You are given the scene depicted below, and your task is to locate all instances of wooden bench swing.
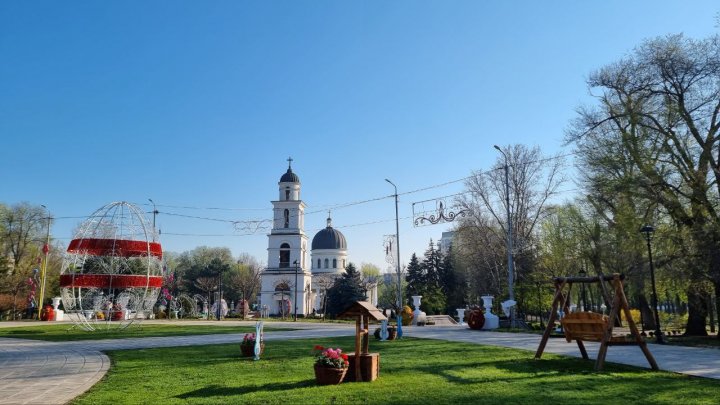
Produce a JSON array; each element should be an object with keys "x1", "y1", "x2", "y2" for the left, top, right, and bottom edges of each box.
[{"x1": 534, "y1": 273, "x2": 658, "y2": 371}]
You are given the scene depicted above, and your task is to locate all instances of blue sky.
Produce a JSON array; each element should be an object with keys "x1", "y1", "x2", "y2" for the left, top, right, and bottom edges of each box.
[{"x1": 1, "y1": 1, "x2": 717, "y2": 270}]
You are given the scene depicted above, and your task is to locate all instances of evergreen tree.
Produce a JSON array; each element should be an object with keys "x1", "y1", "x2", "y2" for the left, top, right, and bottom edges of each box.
[
  {"x1": 404, "y1": 253, "x2": 423, "y2": 306},
  {"x1": 419, "y1": 241, "x2": 446, "y2": 315},
  {"x1": 405, "y1": 241, "x2": 448, "y2": 315},
  {"x1": 440, "y1": 247, "x2": 465, "y2": 313},
  {"x1": 325, "y1": 263, "x2": 366, "y2": 318}
]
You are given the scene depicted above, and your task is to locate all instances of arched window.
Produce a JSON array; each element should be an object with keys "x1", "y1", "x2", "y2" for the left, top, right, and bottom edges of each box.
[
  {"x1": 285, "y1": 188, "x2": 290, "y2": 200},
  {"x1": 324, "y1": 258, "x2": 329, "y2": 269},
  {"x1": 279, "y1": 243, "x2": 290, "y2": 268},
  {"x1": 284, "y1": 209, "x2": 289, "y2": 228},
  {"x1": 317, "y1": 259, "x2": 321, "y2": 269},
  {"x1": 333, "y1": 259, "x2": 337, "y2": 268},
  {"x1": 342, "y1": 259, "x2": 346, "y2": 268}
]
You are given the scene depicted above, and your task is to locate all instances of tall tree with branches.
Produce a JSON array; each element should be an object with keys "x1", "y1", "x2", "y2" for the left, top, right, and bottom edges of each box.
[{"x1": 568, "y1": 34, "x2": 720, "y2": 335}]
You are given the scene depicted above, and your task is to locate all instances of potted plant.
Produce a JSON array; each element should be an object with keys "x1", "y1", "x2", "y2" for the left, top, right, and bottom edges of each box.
[
  {"x1": 312, "y1": 345, "x2": 349, "y2": 385},
  {"x1": 373, "y1": 326, "x2": 397, "y2": 340},
  {"x1": 240, "y1": 333, "x2": 264, "y2": 357}
]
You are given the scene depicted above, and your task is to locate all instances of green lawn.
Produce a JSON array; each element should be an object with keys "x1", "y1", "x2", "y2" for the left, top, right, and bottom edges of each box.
[
  {"x1": 73, "y1": 336, "x2": 719, "y2": 405},
  {"x1": 0, "y1": 323, "x2": 290, "y2": 341}
]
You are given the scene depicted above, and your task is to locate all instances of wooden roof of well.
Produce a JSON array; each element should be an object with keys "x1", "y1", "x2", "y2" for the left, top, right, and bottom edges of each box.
[{"x1": 337, "y1": 301, "x2": 387, "y2": 321}]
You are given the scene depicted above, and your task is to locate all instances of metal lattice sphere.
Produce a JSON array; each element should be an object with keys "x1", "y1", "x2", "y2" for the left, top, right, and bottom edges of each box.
[{"x1": 60, "y1": 201, "x2": 162, "y2": 331}]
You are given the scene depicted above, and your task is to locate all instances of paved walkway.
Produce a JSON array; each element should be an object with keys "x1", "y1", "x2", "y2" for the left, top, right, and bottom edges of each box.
[{"x1": 0, "y1": 321, "x2": 718, "y2": 404}]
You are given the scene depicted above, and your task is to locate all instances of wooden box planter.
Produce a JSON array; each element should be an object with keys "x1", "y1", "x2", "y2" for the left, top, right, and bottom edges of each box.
[{"x1": 343, "y1": 352, "x2": 380, "y2": 382}]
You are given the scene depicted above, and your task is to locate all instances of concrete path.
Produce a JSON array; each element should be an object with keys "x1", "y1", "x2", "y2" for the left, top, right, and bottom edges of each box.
[{"x1": 0, "y1": 321, "x2": 718, "y2": 404}]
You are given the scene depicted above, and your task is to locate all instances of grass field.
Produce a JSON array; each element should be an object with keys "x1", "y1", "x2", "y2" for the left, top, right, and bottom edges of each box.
[
  {"x1": 0, "y1": 323, "x2": 291, "y2": 341},
  {"x1": 72, "y1": 336, "x2": 719, "y2": 405}
]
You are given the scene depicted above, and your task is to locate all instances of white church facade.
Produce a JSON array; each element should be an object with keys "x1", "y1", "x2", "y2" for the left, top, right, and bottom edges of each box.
[{"x1": 259, "y1": 160, "x2": 374, "y2": 316}]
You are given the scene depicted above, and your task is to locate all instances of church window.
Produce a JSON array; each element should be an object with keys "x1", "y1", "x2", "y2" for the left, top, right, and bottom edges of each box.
[
  {"x1": 342, "y1": 259, "x2": 346, "y2": 268},
  {"x1": 317, "y1": 259, "x2": 321, "y2": 268},
  {"x1": 284, "y1": 209, "x2": 289, "y2": 228},
  {"x1": 324, "y1": 258, "x2": 329, "y2": 269},
  {"x1": 285, "y1": 188, "x2": 290, "y2": 200},
  {"x1": 333, "y1": 259, "x2": 337, "y2": 268},
  {"x1": 279, "y1": 243, "x2": 290, "y2": 268}
]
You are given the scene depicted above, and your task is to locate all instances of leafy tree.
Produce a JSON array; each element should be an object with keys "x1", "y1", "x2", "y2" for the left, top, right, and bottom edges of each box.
[
  {"x1": 325, "y1": 263, "x2": 366, "y2": 318},
  {"x1": 227, "y1": 254, "x2": 263, "y2": 305},
  {"x1": 568, "y1": 34, "x2": 720, "y2": 335}
]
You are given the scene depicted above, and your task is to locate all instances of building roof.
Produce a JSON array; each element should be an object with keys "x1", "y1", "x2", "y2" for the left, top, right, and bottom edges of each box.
[
  {"x1": 311, "y1": 217, "x2": 347, "y2": 250},
  {"x1": 280, "y1": 167, "x2": 300, "y2": 183},
  {"x1": 337, "y1": 301, "x2": 387, "y2": 321}
]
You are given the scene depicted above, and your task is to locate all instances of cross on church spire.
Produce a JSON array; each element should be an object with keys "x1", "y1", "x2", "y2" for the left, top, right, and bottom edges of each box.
[{"x1": 287, "y1": 156, "x2": 293, "y2": 169}]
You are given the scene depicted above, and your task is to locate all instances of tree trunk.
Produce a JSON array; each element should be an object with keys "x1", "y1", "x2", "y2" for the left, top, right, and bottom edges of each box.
[
  {"x1": 637, "y1": 294, "x2": 655, "y2": 331},
  {"x1": 715, "y1": 282, "x2": 720, "y2": 339},
  {"x1": 685, "y1": 287, "x2": 708, "y2": 336}
]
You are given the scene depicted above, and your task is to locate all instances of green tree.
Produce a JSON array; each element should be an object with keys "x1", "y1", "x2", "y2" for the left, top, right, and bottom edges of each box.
[
  {"x1": 325, "y1": 263, "x2": 366, "y2": 318},
  {"x1": 404, "y1": 253, "x2": 423, "y2": 305},
  {"x1": 568, "y1": 34, "x2": 720, "y2": 335},
  {"x1": 405, "y1": 242, "x2": 447, "y2": 315}
]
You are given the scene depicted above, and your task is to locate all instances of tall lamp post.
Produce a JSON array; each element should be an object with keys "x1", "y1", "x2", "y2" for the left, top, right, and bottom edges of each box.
[
  {"x1": 37, "y1": 205, "x2": 51, "y2": 320},
  {"x1": 579, "y1": 266, "x2": 587, "y2": 312},
  {"x1": 640, "y1": 225, "x2": 664, "y2": 344},
  {"x1": 148, "y1": 198, "x2": 158, "y2": 242},
  {"x1": 216, "y1": 270, "x2": 223, "y2": 321},
  {"x1": 385, "y1": 179, "x2": 403, "y2": 338},
  {"x1": 293, "y1": 260, "x2": 299, "y2": 321},
  {"x1": 493, "y1": 145, "x2": 515, "y2": 327}
]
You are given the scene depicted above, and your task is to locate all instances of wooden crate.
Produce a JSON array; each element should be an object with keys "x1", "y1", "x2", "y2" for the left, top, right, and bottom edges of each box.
[{"x1": 344, "y1": 352, "x2": 380, "y2": 382}]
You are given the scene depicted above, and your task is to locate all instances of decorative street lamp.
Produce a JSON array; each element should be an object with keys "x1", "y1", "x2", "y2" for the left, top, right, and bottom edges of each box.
[
  {"x1": 37, "y1": 205, "x2": 51, "y2": 320},
  {"x1": 385, "y1": 179, "x2": 403, "y2": 339},
  {"x1": 293, "y1": 260, "x2": 299, "y2": 321},
  {"x1": 640, "y1": 225, "x2": 664, "y2": 344},
  {"x1": 493, "y1": 145, "x2": 515, "y2": 327}
]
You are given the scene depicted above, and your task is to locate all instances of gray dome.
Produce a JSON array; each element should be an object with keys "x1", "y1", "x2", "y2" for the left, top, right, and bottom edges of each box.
[
  {"x1": 312, "y1": 218, "x2": 347, "y2": 250},
  {"x1": 280, "y1": 168, "x2": 300, "y2": 183}
]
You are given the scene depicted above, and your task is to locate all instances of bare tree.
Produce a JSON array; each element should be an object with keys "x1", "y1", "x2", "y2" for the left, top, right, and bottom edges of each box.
[{"x1": 455, "y1": 144, "x2": 565, "y2": 301}]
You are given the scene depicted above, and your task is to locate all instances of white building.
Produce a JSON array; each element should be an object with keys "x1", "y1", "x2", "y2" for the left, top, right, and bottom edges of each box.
[
  {"x1": 439, "y1": 231, "x2": 455, "y2": 255},
  {"x1": 258, "y1": 161, "x2": 312, "y2": 316},
  {"x1": 259, "y1": 160, "x2": 372, "y2": 316}
]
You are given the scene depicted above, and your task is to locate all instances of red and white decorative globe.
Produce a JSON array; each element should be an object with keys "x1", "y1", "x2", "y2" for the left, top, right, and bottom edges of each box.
[{"x1": 60, "y1": 201, "x2": 162, "y2": 330}]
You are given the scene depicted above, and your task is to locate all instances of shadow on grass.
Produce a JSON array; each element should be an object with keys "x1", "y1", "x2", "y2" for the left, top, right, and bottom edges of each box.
[{"x1": 175, "y1": 380, "x2": 316, "y2": 399}]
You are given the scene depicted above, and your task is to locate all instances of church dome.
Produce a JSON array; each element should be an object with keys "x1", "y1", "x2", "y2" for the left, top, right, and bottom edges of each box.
[
  {"x1": 280, "y1": 168, "x2": 300, "y2": 183},
  {"x1": 312, "y1": 217, "x2": 347, "y2": 250}
]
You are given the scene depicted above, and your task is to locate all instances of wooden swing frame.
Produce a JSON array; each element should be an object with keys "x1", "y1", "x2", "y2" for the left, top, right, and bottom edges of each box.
[{"x1": 534, "y1": 273, "x2": 658, "y2": 371}]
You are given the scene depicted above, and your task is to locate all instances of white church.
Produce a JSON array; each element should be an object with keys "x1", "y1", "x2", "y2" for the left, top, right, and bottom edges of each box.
[{"x1": 258, "y1": 160, "x2": 375, "y2": 316}]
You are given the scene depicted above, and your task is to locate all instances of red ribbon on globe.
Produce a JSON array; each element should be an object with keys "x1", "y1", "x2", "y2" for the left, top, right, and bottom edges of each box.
[{"x1": 67, "y1": 238, "x2": 163, "y2": 259}]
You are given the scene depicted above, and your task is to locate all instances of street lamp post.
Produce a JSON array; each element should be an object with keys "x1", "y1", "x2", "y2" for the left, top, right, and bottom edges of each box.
[
  {"x1": 385, "y1": 179, "x2": 403, "y2": 338},
  {"x1": 293, "y1": 260, "x2": 299, "y2": 321},
  {"x1": 216, "y1": 272, "x2": 223, "y2": 321},
  {"x1": 493, "y1": 145, "x2": 515, "y2": 327},
  {"x1": 148, "y1": 198, "x2": 158, "y2": 242},
  {"x1": 579, "y1": 266, "x2": 587, "y2": 312},
  {"x1": 37, "y1": 205, "x2": 51, "y2": 320},
  {"x1": 640, "y1": 225, "x2": 664, "y2": 344}
]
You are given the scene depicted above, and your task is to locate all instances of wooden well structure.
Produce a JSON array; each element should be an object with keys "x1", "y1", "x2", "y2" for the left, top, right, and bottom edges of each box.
[{"x1": 337, "y1": 301, "x2": 387, "y2": 382}]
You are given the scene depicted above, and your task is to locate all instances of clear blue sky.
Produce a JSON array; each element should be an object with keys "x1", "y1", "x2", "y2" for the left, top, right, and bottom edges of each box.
[{"x1": 1, "y1": 1, "x2": 717, "y2": 270}]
